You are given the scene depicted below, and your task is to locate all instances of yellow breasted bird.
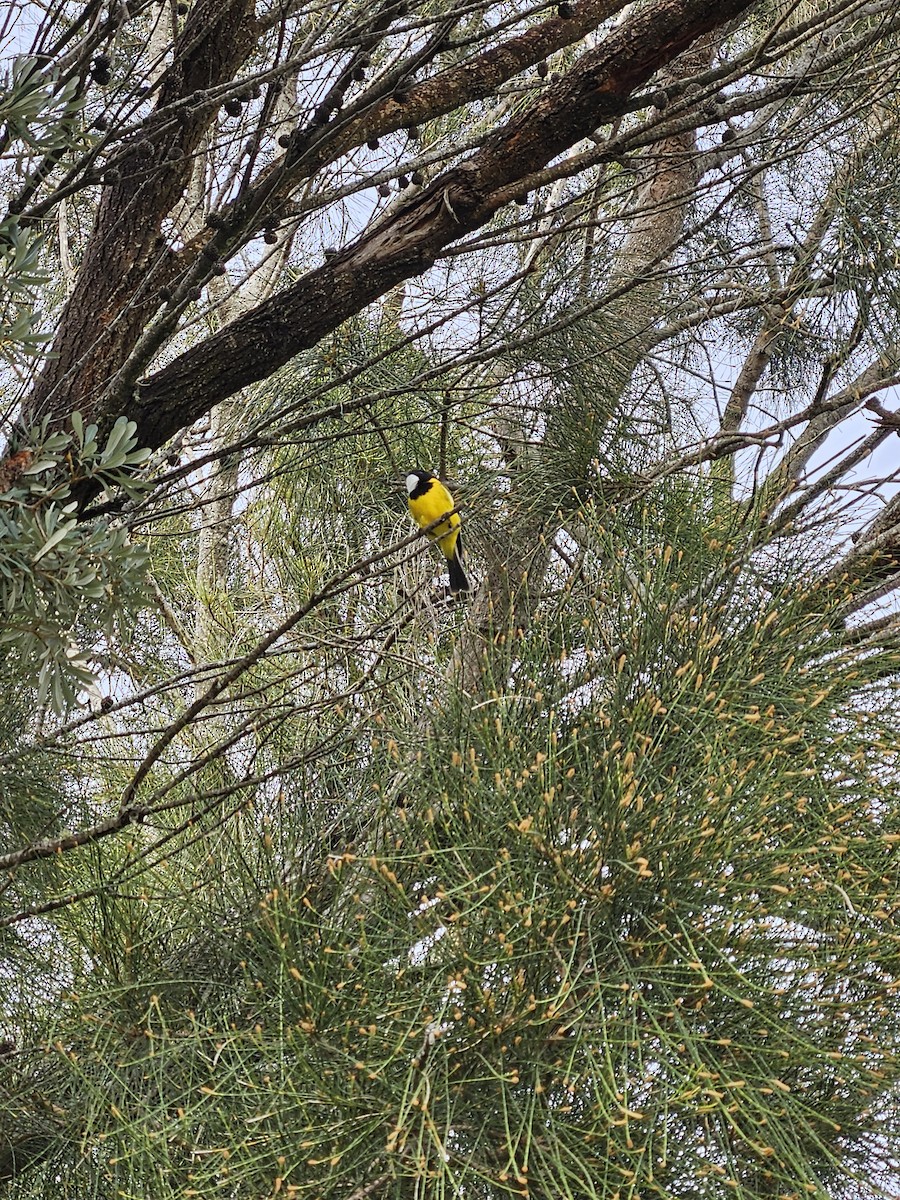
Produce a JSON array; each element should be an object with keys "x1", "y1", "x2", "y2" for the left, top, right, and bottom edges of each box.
[{"x1": 405, "y1": 469, "x2": 469, "y2": 593}]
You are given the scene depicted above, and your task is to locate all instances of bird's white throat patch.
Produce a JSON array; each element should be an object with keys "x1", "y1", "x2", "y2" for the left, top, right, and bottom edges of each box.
[{"x1": 406, "y1": 473, "x2": 421, "y2": 495}]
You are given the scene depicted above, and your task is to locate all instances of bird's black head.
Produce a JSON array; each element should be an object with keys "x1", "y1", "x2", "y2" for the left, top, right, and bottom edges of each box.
[{"x1": 405, "y1": 469, "x2": 433, "y2": 497}]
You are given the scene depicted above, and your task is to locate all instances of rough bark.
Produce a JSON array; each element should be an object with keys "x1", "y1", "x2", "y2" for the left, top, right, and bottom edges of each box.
[
  {"x1": 17, "y1": 0, "x2": 633, "y2": 435},
  {"x1": 229, "y1": 0, "x2": 632, "y2": 217},
  {"x1": 131, "y1": 0, "x2": 757, "y2": 450},
  {"x1": 27, "y1": 0, "x2": 259, "y2": 421}
]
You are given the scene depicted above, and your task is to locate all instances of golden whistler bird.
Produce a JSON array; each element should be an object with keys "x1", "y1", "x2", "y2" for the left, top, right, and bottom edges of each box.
[{"x1": 405, "y1": 469, "x2": 469, "y2": 593}]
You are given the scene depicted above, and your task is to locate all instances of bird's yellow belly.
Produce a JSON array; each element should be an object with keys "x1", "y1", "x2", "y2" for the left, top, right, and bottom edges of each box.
[{"x1": 409, "y1": 492, "x2": 460, "y2": 560}]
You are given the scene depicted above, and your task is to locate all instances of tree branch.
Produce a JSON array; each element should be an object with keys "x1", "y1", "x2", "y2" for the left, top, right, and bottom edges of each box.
[
  {"x1": 27, "y1": 0, "x2": 260, "y2": 421},
  {"x1": 129, "y1": 0, "x2": 758, "y2": 450}
]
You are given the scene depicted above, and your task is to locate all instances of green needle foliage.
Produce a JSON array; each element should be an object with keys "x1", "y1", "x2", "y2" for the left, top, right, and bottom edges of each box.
[
  {"x1": 6, "y1": 492, "x2": 898, "y2": 1200},
  {"x1": 3, "y1": 2, "x2": 900, "y2": 1198}
]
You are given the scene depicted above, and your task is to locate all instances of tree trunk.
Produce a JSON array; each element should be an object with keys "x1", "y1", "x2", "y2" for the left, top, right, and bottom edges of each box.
[{"x1": 28, "y1": 0, "x2": 756, "y2": 451}]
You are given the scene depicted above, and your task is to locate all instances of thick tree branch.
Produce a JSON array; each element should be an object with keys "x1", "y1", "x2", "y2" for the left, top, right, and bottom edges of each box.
[
  {"x1": 20, "y1": 0, "x2": 631, "y2": 437},
  {"x1": 132, "y1": 0, "x2": 758, "y2": 450},
  {"x1": 246, "y1": 0, "x2": 631, "y2": 205},
  {"x1": 27, "y1": 0, "x2": 259, "y2": 420}
]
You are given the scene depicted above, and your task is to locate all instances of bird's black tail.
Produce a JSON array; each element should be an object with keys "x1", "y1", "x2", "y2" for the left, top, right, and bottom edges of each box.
[{"x1": 448, "y1": 549, "x2": 470, "y2": 594}]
